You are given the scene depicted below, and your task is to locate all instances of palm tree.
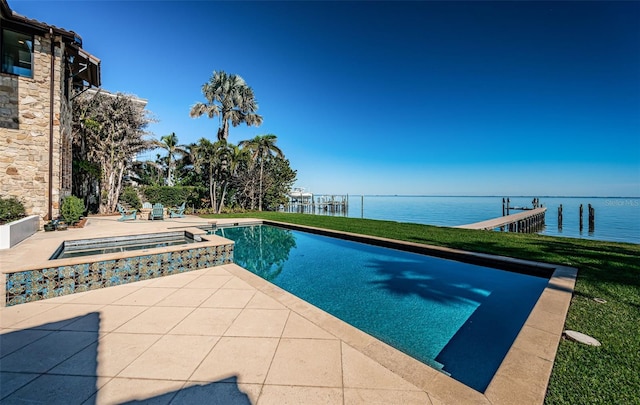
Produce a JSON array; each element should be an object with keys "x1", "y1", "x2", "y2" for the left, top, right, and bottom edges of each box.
[
  {"x1": 218, "y1": 143, "x2": 249, "y2": 213},
  {"x1": 190, "y1": 70, "x2": 263, "y2": 141},
  {"x1": 192, "y1": 138, "x2": 236, "y2": 211},
  {"x1": 192, "y1": 138, "x2": 218, "y2": 209},
  {"x1": 153, "y1": 132, "x2": 189, "y2": 186},
  {"x1": 239, "y1": 134, "x2": 284, "y2": 211},
  {"x1": 128, "y1": 157, "x2": 163, "y2": 186}
]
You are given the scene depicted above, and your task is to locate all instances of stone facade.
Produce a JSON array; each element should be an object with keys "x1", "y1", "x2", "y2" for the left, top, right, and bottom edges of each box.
[{"x1": 0, "y1": 33, "x2": 71, "y2": 220}]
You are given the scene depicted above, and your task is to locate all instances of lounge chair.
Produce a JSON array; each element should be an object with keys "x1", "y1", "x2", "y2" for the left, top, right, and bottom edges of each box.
[
  {"x1": 117, "y1": 203, "x2": 137, "y2": 221},
  {"x1": 169, "y1": 202, "x2": 186, "y2": 218},
  {"x1": 150, "y1": 203, "x2": 164, "y2": 220}
]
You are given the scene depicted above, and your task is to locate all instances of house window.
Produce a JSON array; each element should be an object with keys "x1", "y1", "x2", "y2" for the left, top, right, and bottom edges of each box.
[{"x1": 1, "y1": 29, "x2": 33, "y2": 78}]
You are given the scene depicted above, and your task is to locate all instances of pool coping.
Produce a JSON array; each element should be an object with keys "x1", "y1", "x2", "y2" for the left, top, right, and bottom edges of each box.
[{"x1": 257, "y1": 220, "x2": 577, "y2": 404}]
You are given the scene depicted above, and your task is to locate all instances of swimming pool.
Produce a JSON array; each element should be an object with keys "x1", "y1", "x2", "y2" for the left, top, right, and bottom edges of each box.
[{"x1": 213, "y1": 224, "x2": 549, "y2": 392}]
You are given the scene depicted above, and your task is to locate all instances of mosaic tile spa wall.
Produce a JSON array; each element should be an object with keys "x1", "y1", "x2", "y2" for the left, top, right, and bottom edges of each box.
[{"x1": 5, "y1": 244, "x2": 234, "y2": 306}]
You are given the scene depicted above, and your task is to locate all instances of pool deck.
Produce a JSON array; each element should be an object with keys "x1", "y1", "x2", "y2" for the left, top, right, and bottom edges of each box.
[{"x1": 0, "y1": 215, "x2": 577, "y2": 404}]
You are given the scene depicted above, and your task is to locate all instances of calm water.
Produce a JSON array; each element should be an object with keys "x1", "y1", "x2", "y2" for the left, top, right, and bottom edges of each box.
[
  {"x1": 213, "y1": 224, "x2": 549, "y2": 392},
  {"x1": 322, "y1": 196, "x2": 639, "y2": 244}
]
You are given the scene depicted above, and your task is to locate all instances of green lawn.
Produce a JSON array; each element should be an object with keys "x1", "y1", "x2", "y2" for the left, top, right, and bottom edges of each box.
[{"x1": 203, "y1": 212, "x2": 640, "y2": 404}]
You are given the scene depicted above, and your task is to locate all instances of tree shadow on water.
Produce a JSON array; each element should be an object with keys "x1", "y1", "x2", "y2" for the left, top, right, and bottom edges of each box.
[
  {"x1": 367, "y1": 257, "x2": 494, "y2": 306},
  {"x1": 367, "y1": 256, "x2": 548, "y2": 393},
  {"x1": 0, "y1": 312, "x2": 251, "y2": 404}
]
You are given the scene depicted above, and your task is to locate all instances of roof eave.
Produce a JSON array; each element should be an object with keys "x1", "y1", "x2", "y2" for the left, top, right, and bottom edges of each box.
[
  {"x1": 2, "y1": 0, "x2": 83, "y2": 46},
  {"x1": 0, "y1": 0, "x2": 11, "y2": 18},
  {"x1": 2, "y1": 0, "x2": 100, "y2": 88}
]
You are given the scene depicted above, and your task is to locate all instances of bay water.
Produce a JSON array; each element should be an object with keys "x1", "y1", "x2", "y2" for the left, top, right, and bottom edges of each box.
[{"x1": 320, "y1": 196, "x2": 639, "y2": 244}]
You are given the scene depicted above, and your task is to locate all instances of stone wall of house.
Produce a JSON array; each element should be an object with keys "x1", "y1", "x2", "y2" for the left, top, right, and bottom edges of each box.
[
  {"x1": 0, "y1": 75, "x2": 19, "y2": 129},
  {"x1": 0, "y1": 34, "x2": 69, "y2": 221}
]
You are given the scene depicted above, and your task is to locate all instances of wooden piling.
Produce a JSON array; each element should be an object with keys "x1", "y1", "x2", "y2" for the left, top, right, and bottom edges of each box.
[
  {"x1": 588, "y1": 204, "x2": 595, "y2": 232},
  {"x1": 579, "y1": 204, "x2": 584, "y2": 231},
  {"x1": 558, "y1": 204, "x2": 563, "y2": 229}
]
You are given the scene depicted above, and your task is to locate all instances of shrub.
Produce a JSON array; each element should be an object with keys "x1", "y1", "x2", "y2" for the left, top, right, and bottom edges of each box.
[
  {"x1": 0, "y1": 196, "x2": 26, "y2": 225},
  {"x1": 119, "y1": 186, "x2": 142, "y2": 209},
  {"x1": 141, "y1": 186, "x2": 199, "y2": 207},
  {"x1": 60, "y1": 195, "x2": 85, "y2": 225}
]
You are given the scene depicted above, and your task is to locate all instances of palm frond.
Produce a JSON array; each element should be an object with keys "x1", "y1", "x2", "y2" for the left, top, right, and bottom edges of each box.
[{"x1": 192, "y1": 70, "x2": 262, "y2": 140}]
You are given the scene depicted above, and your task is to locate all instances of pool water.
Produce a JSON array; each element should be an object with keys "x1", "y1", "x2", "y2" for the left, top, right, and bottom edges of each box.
[
  {"x1": 213, "y1": 224, "x2": 549, "y2": 392},
  {"x1": 51, "y1": 231, "x2": 198, "y2": 260}
]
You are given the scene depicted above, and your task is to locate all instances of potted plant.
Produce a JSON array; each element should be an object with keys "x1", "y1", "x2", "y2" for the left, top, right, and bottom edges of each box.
[
  {"x1": 0, "y1": 196, "x2": 26, "y2": 225},
  {"x1": 60, "y1": 196, "x2": 85, "y2": 227}
]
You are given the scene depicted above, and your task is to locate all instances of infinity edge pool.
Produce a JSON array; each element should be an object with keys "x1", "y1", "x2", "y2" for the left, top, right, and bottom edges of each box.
[{"x1": 250, "y1": 220, "x2": 577, "y2": 403}]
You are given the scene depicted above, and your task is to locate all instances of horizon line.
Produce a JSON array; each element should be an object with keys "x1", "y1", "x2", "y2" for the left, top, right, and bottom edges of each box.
[{"x1": 306, "y1": 194, "x2": 640, "y2": 199}]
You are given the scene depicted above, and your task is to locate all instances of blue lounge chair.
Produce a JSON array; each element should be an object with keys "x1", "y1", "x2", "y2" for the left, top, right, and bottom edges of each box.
[
  {"x1": 117, "y1": 203, "x2": 137, "y2": 221},
  {"x1": 150, "y1": 203, "x2": 164, "y2": 220},
  {"x1": 169, "y1": 202, "x2": 186, "y2": 218}
]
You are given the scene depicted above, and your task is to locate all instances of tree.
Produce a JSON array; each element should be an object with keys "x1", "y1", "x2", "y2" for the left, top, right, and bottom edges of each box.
[
  {"x1": 190, "y1": 70, "x2": 263, "y2": 141},
  {"x1": 238, "y1": 134, "x2": 284, "y2": 211},
  {"x1": 214, "y1": 142, "x2": 245, "y2": 214},
  {"x1": 192, "y1": 138, "x2": 236, "y2": 212},
  {"x1": 153, "y1": 132, "x2": 189, "y2": 186},
  {"x1": 72, "y1": 91, "x2": 153, "y2": 214},
  {"x1": 129, "y1": 156, "x2": 164, "y2": 187},
  {"x1": 262, "y1": 156, "x2": 297, "y2": 211},
  {"x1": 192, "y1": 138, "x2": 217, "y2": 210},
  {"x1": 174, "y1": 143, "x2": 198, "y2": 186}
]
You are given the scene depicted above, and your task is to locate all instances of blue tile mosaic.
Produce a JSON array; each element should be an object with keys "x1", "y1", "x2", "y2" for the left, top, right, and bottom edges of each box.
[{"x1": 5, "y1": 243, "x2": 234, "y2": 306}]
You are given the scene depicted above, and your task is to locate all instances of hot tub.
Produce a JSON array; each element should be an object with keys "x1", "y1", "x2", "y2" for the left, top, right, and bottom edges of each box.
[{"x1": 50, "y1": 231, "x2": 201, "y2": 260}]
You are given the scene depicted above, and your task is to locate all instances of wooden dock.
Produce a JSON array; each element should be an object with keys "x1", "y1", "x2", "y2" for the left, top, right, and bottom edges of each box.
[{"x1": 456, "y1": 207, "x2": 547, "y2": 232}]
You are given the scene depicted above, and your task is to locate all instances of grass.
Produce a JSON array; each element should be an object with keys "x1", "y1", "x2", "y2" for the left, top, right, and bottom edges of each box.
[{"x1": 203, "y1": 212, "x2": 640, "y2": 404}]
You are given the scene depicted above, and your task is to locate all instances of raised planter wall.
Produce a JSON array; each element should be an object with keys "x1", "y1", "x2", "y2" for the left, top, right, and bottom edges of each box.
[{"x1": 0, "y1": 215, "x2": 40, "y2": 250}]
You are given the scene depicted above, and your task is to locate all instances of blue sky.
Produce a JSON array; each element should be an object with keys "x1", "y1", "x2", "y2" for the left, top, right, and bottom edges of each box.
[{"x1": 10, "y1": 1, "x2": 640, "y2": 196}]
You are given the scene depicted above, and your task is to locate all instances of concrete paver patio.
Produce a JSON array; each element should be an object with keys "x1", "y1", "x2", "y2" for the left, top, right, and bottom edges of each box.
[{"x1": 0, "y1": 215, "x2": 575, "y2": 404}]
